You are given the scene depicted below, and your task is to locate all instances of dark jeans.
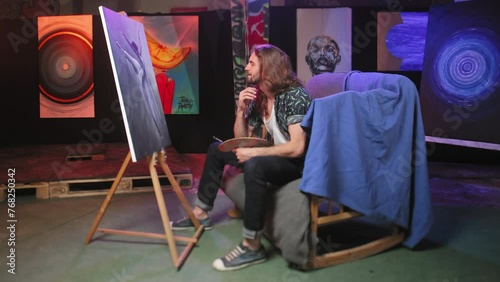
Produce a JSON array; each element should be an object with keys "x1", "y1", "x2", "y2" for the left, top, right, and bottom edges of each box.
[
  {"x1": 196, "y1": 142, "x2": 239, "y2": 210},
  {"x1": 242, "y1": 156, "x2": 303, "y2": 238},
  {"x1": 196, "y1": 142, "x2": 304, "y2": 239}
]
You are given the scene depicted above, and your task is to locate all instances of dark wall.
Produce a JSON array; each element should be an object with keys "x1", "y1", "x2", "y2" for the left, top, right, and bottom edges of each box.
[{"x1": 0, "y1": 10, "x2": 235, "y2": 153}]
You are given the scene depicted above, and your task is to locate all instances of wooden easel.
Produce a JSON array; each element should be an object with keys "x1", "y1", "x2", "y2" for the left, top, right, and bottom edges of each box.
[{"x1": 84, "y1": 149, "x2": 204, "y2": 269}]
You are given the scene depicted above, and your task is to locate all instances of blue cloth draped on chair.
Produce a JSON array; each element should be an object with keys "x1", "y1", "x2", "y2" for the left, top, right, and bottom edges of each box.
[{"x1": 300, "y1": 71, "x2": 433, "y2": 248}]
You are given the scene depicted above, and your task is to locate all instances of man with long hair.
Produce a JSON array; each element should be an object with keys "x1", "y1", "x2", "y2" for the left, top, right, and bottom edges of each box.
[{"x1": 172, "y1": 44, "x2": 311, "y2": 271}]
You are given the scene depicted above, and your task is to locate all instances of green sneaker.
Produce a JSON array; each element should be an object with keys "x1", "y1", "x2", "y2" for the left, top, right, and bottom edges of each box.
[
  {"x1": 212, "y1": 242, "x2": 267, "y2": 271},
  {"x1": 171, "y1": 216, "x2": 213, "y2": 230}
]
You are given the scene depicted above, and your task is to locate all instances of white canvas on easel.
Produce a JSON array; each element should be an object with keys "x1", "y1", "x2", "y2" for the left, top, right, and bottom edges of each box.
[
  {"x1": 99, "y1": 6, "x2": 171, "y2": 163},
  {"x1": 85, "y1": 6, "x2": 203, "y2": 270}
]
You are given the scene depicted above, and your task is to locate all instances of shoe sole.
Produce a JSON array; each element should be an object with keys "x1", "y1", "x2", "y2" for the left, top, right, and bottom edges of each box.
[
  {"x1": 212, "y1": 257, "x2": 267, "y2": 271},
  {"x1": 170, "y1": 223, "x2": 213, "y2": 231},
  {"x1": 227, "y1": 213, "x2": 243, "y2": 219}
]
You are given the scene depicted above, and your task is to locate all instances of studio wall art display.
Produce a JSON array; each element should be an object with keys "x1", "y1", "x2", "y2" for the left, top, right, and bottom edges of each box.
[
  {"x1": 130, "y1": 15, "x2": 199, "y2": 115},
  {"x1": 99, "y1": 6, "x2": 171, "y2": 162},
  {"x1": 420, "y1": 1, "x2": 500, "y2": 147},
  {"x1": 296, "y1": 8, "x2": 352, "y2": 84},
  {"x1": 377, "y1": 12, "x2": 428, "y2": 71},
  {"x1": 230, "y1": 0, "x2": 247, "y2": 108},
  {"x1": 38, "y1": 15, "x2": 94, "y2": 118},
  {"x1": 230, "y1": 0, "x2": 269, "y2": 111}
]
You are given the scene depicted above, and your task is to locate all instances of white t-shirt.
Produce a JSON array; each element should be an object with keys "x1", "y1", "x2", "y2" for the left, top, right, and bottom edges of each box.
[{"x1": 263, "y1": 106, "x2": 287, "y2": 145}]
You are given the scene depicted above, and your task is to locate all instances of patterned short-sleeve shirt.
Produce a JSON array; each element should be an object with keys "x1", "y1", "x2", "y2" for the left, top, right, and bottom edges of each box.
[{"x1": 247, "y1": 85, "x2": 312, "y2": 142}]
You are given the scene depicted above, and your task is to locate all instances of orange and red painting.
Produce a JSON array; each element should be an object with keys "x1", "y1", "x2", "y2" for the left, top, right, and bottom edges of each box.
[
  {"x1": 38, "y1": 15, "x2": 94, "y2": 118},
  {"x1": 131, "y1": 15, "x2": 199, "y2": 114}
]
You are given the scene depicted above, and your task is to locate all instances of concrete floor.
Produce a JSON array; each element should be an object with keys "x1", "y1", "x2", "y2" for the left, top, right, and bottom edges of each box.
[{"x1": 0, "y1": 155, "x2": 499, "y2": 282}]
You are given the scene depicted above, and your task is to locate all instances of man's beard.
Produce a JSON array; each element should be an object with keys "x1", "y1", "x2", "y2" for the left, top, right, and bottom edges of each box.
[{"x1": 246, "y1": 74, "x2": 260, "y2": 85}]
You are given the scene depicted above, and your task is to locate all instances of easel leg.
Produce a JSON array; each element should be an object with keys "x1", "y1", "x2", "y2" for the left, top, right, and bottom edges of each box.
[
  {"x1": 84, "y1": 150, "x2": 203, "y2": 270},
  {"x1": 157, "y1": 150, "x2": 204, "y2": 268},
  {"x1": 84, "y1": 151, "x2": 131, "y2": 244},
  {"x1": 158, "y1": 150, "x2": 201, "y2": 230},
  {"x1": 148, "y1": 153, "x2": 180, "y2": 266}
]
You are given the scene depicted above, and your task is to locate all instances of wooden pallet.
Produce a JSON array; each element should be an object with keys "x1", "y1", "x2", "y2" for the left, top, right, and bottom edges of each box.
[
  {"x1": 0, "y1": 182, "x2": 50, "y2": 200},
  {"x1": 0, "y1": 143, "x2": 194, "y2": 201},
  {"x1": 49, "y1": 173, "x2": 192, "y2": 198},
  {"x1": 0, "y1": 173, "x2": 192, "y2": 201}
]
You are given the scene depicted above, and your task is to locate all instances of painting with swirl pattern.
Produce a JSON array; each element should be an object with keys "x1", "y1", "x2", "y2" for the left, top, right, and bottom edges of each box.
[
  {"x1": 38, "y1": 15, "x2": 94, "y2": 118},
  {"x1": 420, "y1": 0, "x2": 500, "y2": 147}
]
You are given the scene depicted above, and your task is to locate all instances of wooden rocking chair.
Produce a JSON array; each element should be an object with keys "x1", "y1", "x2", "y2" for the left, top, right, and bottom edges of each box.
[
  {"x1": 304, "y1": 196, "x2": 404, "y2": 269},
  {"x1": 299, "y1": 71, "x2": 432, "y2": 269}
]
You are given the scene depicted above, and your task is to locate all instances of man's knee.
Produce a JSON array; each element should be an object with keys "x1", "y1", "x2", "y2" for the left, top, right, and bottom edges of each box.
[
  {"x1": 206, "y1": 142, "x2": 220, "y2": 156},
  {"x1": 243, "y1": 157, "x2": 271, "y2": 177}
]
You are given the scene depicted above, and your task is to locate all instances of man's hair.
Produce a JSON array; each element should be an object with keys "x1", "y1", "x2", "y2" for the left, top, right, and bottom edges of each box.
[{"x1": 253, "y1": 44, "x2": 302, "y2": 94}]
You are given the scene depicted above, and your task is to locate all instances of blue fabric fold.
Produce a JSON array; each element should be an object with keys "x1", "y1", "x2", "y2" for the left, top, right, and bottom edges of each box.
[{"x1": 300, "y1": 71, "x2": 433, "y2": 248}]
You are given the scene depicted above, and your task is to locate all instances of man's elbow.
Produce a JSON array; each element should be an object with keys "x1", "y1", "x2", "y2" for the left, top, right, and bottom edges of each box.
[{"x1": 289, "y1": 143, "x2": 306, "y2": 158}]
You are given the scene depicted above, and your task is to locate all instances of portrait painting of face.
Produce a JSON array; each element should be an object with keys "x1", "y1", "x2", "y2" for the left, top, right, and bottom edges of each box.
[
  {"x1": 305, "y1": 35, "x2": 341, "y2": 76},
  {"x1": 297, "y1": 8, "x2": 352, "y2": 84}
]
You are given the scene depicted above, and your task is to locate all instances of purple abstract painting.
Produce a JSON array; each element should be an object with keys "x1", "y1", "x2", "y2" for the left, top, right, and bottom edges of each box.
[
  {"x1": 99, "y1": 6, "x2": 171, "y2": 162},
  {"x1": 420, "y1": 1, "x2": 500, "y2": 147}
]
